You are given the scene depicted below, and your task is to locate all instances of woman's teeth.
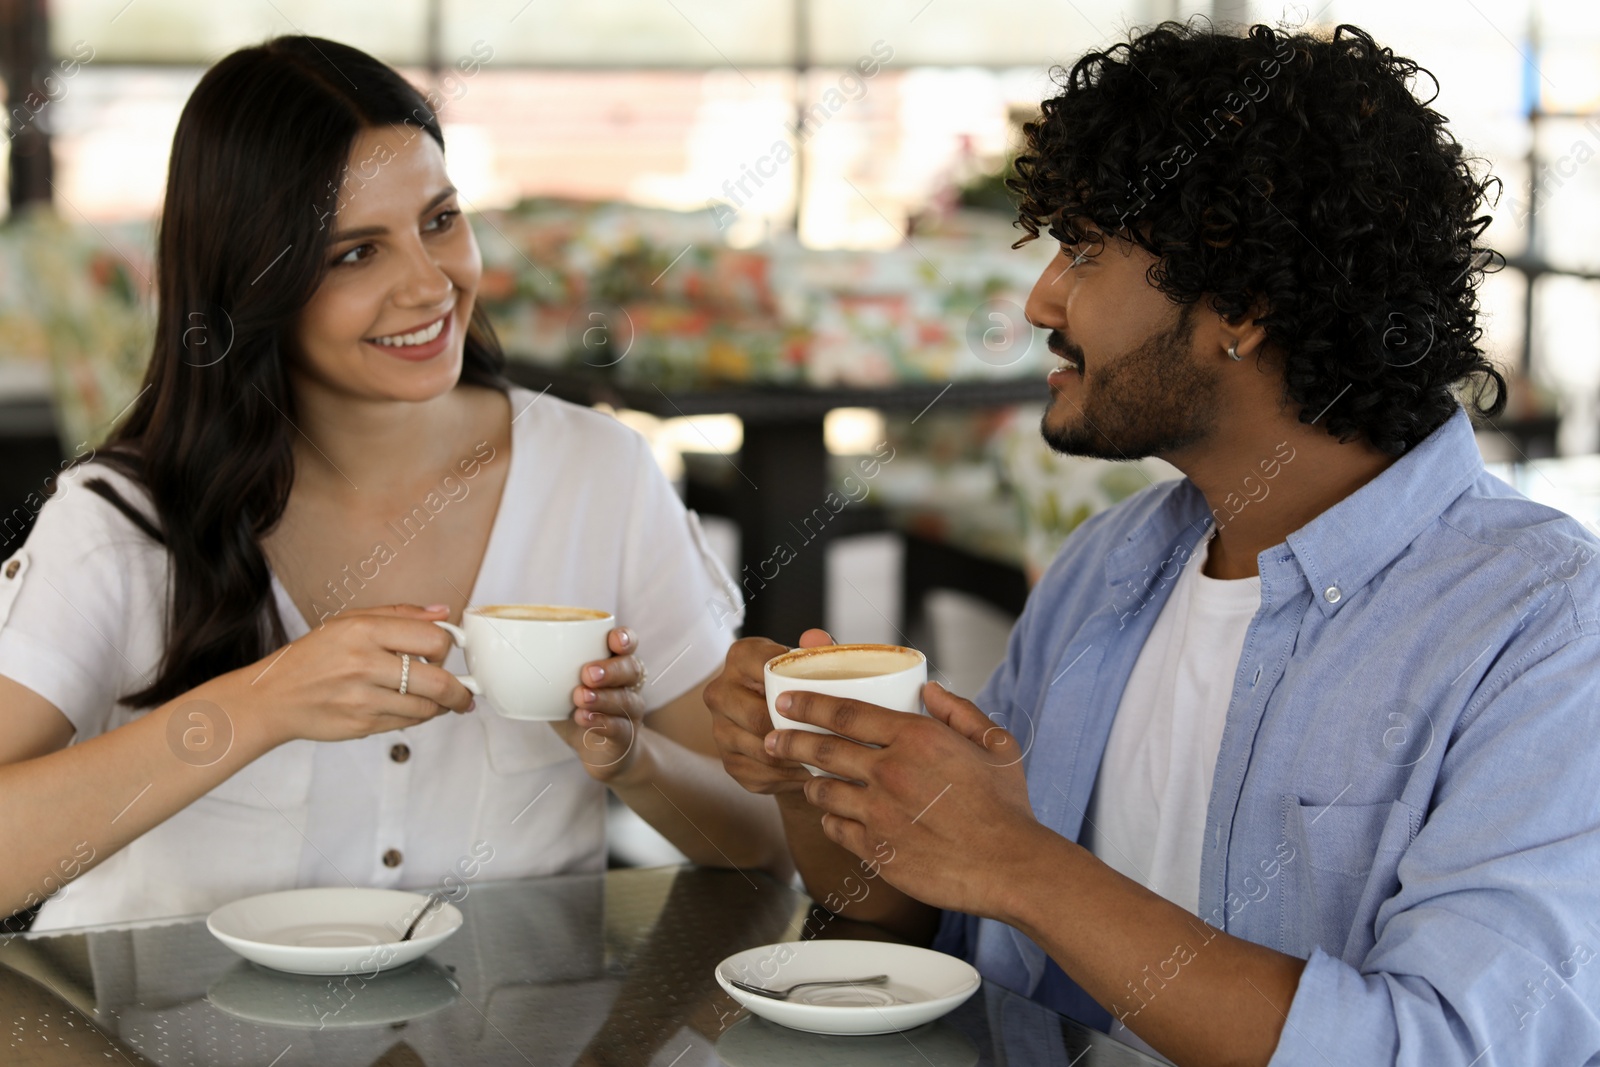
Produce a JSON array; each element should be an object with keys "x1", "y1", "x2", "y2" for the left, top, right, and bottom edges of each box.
[{"x1": 370, "y1": 316, "x2": 446, "y2": 347}]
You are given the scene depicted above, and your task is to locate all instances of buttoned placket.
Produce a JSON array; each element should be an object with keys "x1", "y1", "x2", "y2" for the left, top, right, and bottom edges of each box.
[
  {"x1": 1030, "y1": 533, "x2": 1197, "y2": 845},
  {"x1": 1005, "y1": 519, "x2": 1243, "y2": 994},
  {"x1": 1196, "y1": 552, "x2": 1312, "y2": 934},
  {"x1": 374, "y1": 729, "x2": 412, "y2": 884}
]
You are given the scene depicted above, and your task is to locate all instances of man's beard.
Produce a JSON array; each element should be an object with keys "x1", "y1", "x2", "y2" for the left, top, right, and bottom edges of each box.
[{"x1": 1039, "y1": 303, "x2": 1220, "y2": 460}]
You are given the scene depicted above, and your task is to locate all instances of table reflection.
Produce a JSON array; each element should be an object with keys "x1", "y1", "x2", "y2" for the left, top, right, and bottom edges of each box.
[
  {"x1": 716, "y1": 1016, "x2": 979, "y2": 1066},
  {"x1": 209, "y1": 957, "x2": 458, "y2": 1032},
  {"x1": 0, "y1": 866, "x2": 1167, "y2": 1066}
]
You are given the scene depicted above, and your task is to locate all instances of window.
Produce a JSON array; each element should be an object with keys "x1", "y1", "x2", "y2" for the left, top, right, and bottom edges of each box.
[{"x1": 14, "y1": 0, "x2": 1600, "y2": 450}]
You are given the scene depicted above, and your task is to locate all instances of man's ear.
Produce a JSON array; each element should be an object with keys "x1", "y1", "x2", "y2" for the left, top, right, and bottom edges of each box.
[{"x1": 1220, "y1": 296, "x2": 1273, "y2": 361}]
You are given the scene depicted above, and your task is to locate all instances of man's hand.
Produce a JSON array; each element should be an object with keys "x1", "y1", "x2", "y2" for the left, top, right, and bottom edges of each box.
[
  {"x1": 705, "y1": 627, "x2": 835, "y2": 796},
  {"x1": 764, "y1": 678, "x2": 1047, "y2": 919},
  {"x1": 704, "y1": 628, "x2": 942, "y2": 940}
]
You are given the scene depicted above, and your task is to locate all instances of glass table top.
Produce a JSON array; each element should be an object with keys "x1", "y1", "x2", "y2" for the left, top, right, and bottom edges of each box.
[{"x1": 0, "y1": 865, "x2": 1168, "y2": 1067}]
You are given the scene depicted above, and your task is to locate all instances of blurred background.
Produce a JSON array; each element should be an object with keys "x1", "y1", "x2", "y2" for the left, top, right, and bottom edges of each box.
[{"x1": 1, "y1": 0, "x2": 1597, "y2": 864}]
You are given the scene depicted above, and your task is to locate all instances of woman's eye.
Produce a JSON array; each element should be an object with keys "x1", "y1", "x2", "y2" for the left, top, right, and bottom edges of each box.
[
  {"x1": 426, "y1": 209, "x2": 459, "y2": 233},
  {"x1": 334, "y1": 244, "x2": 373, "y2": 266}
]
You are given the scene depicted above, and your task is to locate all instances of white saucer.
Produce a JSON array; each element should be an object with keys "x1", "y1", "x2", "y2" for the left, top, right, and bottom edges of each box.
[
  {"x1": 206, "y1": 888, "x2": 463, "y2": 976},
  {"x1": 207, "y1": 957, "x2": 460, "y2": 1029},
  {"x1": 715, "y1": 940, "x2": 981, "y2": 1036}
]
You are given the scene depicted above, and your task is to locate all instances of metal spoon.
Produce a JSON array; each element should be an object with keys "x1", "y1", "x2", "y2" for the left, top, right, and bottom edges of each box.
[
  {"x1": 400, "y1": 891, "x2": 446, "y2": 942},
  {"x1": 728, "y1": 974, "x2": 890, "y2": 1000}
]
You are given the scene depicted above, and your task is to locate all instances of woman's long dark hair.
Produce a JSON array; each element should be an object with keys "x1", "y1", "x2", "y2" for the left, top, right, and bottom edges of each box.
[{"x1": 83, "y1": 36, "x2": 508, "y2": 708}]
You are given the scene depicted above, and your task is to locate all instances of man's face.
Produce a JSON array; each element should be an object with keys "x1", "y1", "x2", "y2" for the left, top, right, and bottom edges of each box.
[{"x1": 1025, "y1": 217, "x2": 1220, "y2": 460}]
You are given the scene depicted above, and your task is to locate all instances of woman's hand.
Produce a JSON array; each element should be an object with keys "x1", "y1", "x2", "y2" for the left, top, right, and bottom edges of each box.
[
  {"x1": 704, "y1": 627, "x2": 834, "y2": 796},
  {"x1": 229, "y1": 604, "x2": 476, "y2": 746},
  {"x1": 548, "y1": 627, "x2": 649, "y2": 783}
]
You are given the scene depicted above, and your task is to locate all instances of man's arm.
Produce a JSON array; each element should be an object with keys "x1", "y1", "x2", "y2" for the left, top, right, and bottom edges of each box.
[
  {"x1": 768, "y1": 637, "x2": 1600, "y2": 1067},
  {"x1": 776, "y1": 791, "x2": 940, "y2": 942},
  {"x1": 1004, "y1": 828, "x2": 1305, "y2": 1064},
  {"x1": 703, "y1": 629, "x2": 940, "y2": 941},
  {"x1": 766, "y1": 682, "x2": 1304, "y2": 1066}
]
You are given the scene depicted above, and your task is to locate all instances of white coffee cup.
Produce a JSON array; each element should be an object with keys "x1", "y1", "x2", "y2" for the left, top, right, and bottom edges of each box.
[
  {"x1": 764, "y1": 643, "x2": 928, "y2": 778},
  {"x1": 434, "y1": 604, "x2": 615, "y2": 721}
]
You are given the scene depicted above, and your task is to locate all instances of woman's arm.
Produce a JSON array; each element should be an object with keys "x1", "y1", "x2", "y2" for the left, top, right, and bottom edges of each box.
[
  {"x1": 0, "y1": 671, "x2": 285, "y2": 916},
  {"x1": 0, "y1": 606, "x2": 474, "y2": 916},
  {"x1": 608, "y1": 670, "x2": 794, "y2": 879},
  {"x1": 549, "y1": 628, "x2": 794, "y2": 877}
]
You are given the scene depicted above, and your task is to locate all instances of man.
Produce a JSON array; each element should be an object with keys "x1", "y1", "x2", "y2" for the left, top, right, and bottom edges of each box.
[{"x1": 705, "y1": 18, "x2": 1600, "y2": 1067}]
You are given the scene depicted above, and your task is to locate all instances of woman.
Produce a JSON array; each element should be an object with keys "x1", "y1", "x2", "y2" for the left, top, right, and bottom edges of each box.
[{"x1": 0, "y1": 36, "x2": 789, "y2": 929}]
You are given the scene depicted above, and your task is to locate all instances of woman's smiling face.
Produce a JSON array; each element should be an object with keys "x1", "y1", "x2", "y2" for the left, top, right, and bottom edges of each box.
[{"x1": 293, "y1": 123, "x2": 481, "y2": 403}]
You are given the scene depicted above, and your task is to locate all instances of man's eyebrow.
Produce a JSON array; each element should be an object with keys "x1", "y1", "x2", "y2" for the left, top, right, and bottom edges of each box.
[
  {"x1": 329, "y1": 187, "x2": 458, "y2": 243},
  {"x1": 1048, "y1": 219, "x2": 1104, "y2": 245}
]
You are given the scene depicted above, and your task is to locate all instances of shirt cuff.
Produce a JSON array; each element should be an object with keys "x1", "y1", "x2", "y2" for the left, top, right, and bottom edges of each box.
[
  {"x1": 930, "y1": 907, "x2": 971, "y2": 958},
  {"x1": 1267, "y1": 947, "x2": 1392, "y2": 1066}
]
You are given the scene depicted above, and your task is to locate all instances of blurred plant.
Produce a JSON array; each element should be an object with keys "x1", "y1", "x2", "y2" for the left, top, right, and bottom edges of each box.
[
  {"x1": 2, "y1": 207, "x2": 154, "y2": 451},
  {"x1": 990, "y1": 404, "x2": 1176, "y2": 579},
  {"x1": 954, "y1": 156, "x2": 1021, "y2": 215}
]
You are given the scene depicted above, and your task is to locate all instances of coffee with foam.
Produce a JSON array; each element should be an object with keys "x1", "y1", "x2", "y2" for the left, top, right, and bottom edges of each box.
[
  {"x1": 763, "y1": 643, "x2": 930, "y2": 780},
  {"x1": 768, "y1": 646, "x2": 923, "y2": 680},
  {"x1": 475, "y1": 604, "x2": 610, "y2": 622}
]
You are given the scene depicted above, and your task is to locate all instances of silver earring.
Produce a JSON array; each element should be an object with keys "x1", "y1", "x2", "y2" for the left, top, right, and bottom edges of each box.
[{"x1": 1227, "y1": 341, "x2": 1241, "y2": 361}]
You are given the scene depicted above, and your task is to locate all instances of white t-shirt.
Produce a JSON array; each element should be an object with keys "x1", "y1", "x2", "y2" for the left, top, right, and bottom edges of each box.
[
  {"x1": 0, "y1": 386, "x2": 744, "y2": 929},
  {"x1": 1083, "y1": 527, "x2": 1261, "y2": 915}
]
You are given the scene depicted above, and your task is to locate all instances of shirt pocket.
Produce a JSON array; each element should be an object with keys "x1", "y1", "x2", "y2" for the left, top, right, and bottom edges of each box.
[
  {"x1": 1279, "y1": 795, "x2": 1422, "y2": 962},
  {"x1": 472, "y1": 711, "x2": 604, "y2": 877}
]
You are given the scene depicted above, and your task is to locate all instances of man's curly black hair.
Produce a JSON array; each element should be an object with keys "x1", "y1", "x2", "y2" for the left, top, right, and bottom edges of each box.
[{"x1": 1009, "y1": 18, "x2": 1507, "y2": 456}]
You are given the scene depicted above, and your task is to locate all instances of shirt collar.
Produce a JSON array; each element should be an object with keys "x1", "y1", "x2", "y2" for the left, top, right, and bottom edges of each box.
[
  {"x1": 1285, "y1": 403, "x2": 1482, "y2": 618},
  {"x1": 1104, "y1": 404, "x2": 1483, "y2": 619}
]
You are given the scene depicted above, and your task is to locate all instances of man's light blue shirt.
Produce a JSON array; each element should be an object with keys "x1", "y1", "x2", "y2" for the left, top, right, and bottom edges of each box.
[{"x1": 932, "y1": 404, "x2": 1600, "y2": 1065}]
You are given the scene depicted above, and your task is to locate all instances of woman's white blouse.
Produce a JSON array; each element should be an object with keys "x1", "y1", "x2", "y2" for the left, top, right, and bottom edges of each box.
[{"x1": 0, "y1": 387, "x2": 744, "y2": 929}]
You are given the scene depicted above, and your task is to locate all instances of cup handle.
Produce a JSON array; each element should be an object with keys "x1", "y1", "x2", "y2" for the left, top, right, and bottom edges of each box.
[{"x1": 432, "y1": 620, "x2": 482, "y2": 696}]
